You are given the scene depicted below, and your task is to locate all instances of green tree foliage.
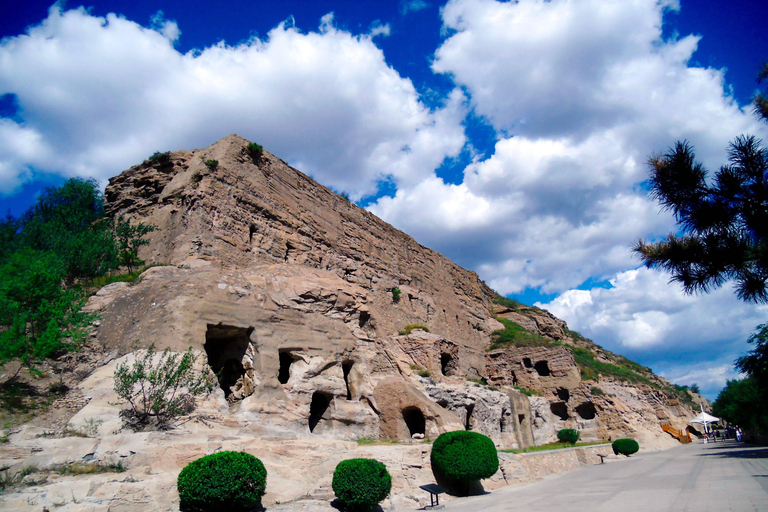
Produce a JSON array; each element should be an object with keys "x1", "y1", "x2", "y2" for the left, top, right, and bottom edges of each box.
[
  {"x1": 712, "y1": 376, "x2": 768, "y2": 432},
  {"x1": 332, "y1": 458, "x2": 392, "y2": 510},
  {"x1": 737, "y1": 322, "x2": 768, "y2": 397},
  {"x1": 113, "y1": 344, "x2": 212, "y2": 426},
  {"x1": 113, "y1": 215, "x2": 156, "y2": 273},
  {"x1": 430, "y1": 431, "x2": 498, "y2": 495},
  {"x1": 635, "y1": 63, "x2": 768, "y2": 304},
  {"x1": 0, "y1": 178, "x2": 155, "y2": 373},
  {"x1": 177, "y1": 451, "x2": 267, "y2": 512},
  {"x1": 612, "y1": 438, "x2": 639, "y2": 456},
  {"x1": 557, "y1": 428, "x2": 580, "y2": 445}
]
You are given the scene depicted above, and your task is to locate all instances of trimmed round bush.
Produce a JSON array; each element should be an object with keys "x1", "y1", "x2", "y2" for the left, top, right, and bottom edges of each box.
[
  {"x1": 612, "y1": 438, "x2": 640, "y2": 456},
  {"x1": 557, "y1": 428, "x2": 580, "y2": 445},
  {"x1": 177, "y1": 451, "x2": 267, "y2": 511},
  {"x1": 332, "y1": 458, "x2": 392, "y2": 510},
  {"x1": 431, "y1": 431, "x2": 499, "y2": 491}
]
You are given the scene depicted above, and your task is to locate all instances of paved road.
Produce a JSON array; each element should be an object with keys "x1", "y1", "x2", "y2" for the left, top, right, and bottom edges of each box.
[{"x1": 429, "y1": 441, "x2": 768, "y2": 512}]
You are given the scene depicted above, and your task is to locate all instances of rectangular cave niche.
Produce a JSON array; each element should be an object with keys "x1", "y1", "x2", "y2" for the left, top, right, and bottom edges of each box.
[
  {"x1": 204, "y1": 323, "x2": 255, "y2": 402},
  {"x1": 278, "y1": 351, "x2": 295, "y2": 384},
  {"x1": 309, "y1": 391, "x2": 332, "y2": 433}
]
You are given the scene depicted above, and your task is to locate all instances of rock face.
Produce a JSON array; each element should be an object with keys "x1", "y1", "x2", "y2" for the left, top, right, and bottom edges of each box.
[{"x1": 0, "y1": 135, "x2": 703, "y2": 509}]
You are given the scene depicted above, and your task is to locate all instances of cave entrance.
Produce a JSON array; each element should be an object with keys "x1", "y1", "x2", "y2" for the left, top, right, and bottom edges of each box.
[
  {"x1": 518, "y1": 414, "x2": 526, "y2": 425},
  {"x1": 550, "y1": 402, "x2": 569, "y2": 420},
  {"x1": 523, "y1": 357, "x2": 533, "y2": 368},
  {"x1": 204, "y1": 324, "x2": 254, "y2": 401},
  {"x1": 278, "y1": 351, "x2": 294, "y2": 384},
  {"x1": 403, "y1": 407, "x2": 425, "y2": 437},
  {"x1": 575, "y1": 402, "x2": 597, "y2": 420},
  {"x1": 534, "y1": 360, "x2": 551, "y2": 377},
  {"x1": 342, "y1": 361, "x2": 353, "y2": 400},
  {"x1": 464, "y1": 403, "x2": 475, "y2": 431},
  {"x1": 309, "y1": 392, "x2": 331, "y2": 433},
  {"x1": 440, "y1": 353, "x2": 457, "y2": 376},
  {"x1": 556, "y1": 387, "x2": 570, "y2": 401}
]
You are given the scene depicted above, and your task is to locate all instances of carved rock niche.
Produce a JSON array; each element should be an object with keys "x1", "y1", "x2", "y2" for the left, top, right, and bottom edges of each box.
[{"x1": 204, "y1": 323, "x2": 256, "y2": 402}]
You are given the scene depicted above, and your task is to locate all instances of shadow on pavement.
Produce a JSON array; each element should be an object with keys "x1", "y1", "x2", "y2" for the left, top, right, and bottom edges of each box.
[{"x1": 694, "y1": 443, "x2": 768, "y2": 459}]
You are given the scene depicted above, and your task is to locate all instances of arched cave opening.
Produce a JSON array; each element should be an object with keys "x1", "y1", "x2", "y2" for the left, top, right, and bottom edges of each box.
[
  {"x1": 518, "y1": 413, "x2": 526, "y2": 425},
  {"x1": 556, "y1": 387, "x2": 570, "y2": 401},
  {"x1": 278, "y1": 351, "x2": 294, "y2": 384},
  {"x1": 248, "y1": 224, "x2": 256, "y2": 245},
  {"x1": 342, "y1": 361, "x2": 354, "y2": 400},
  {"x1": 550, "y1": 401, "x2": 569, "y2": 421},
  {"x1": 575, "y1": 402, "x2": 597, "y2": 420},
  {"x1": 534, "y1": 360, "x2": 551, "y2": 377},
  {"x1": 402, "y1": 407, "x2": 425, "y2": 437},
  {"x1": 309, "y1": 392, "x2": 331, "y2": 433},
  {"x1": 523, "y1": 357, "x2": 533, "y2": 368},
  {"x1": 440, "y1": 353, "x2": 455, "y2": 376},
  {"x1": 358, "y1": 311, "x2": 370, "y2": 328},
  {"x1": 464, "y1": 403, "x2": 475, "y2": 431},
  {"x1": 204, "y1": 323, "x2": 253, "y2": 401}
]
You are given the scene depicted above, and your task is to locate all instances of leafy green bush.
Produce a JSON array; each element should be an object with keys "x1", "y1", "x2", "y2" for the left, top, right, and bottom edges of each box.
[
  {"x1": 612, "y1": 438, "x2": 639, "y2": 456},
  {"x1": 590, "y1": 386, "x2": 605, "y2": 396},
  {"x1": 146, "y1": 151, "x2": 170, "y2": 165},
  {"x1": 332, "y1": 458, "x2": 391, "y2": 510},
  {"x1": 431, "y1": 431, "x2": 498, "y2": 495},
  {"x1": 203, "y1": 159, "x2": 218, "y2": 169},
  {"x1": 557, "y1": 428, "x2": 580, "y2": 445},
  {"x1": 247, "y1": 142, "x2": 263, "y2": 159},
  {"x1": 391, "y1": 288, "x2": 401, "y2": 303},
  {"x1": 177, "y1": 451, "x2": 266, "y2": 511},
  {"x1": 114, "y1": 344, "x2": 213, "y2": 427}
]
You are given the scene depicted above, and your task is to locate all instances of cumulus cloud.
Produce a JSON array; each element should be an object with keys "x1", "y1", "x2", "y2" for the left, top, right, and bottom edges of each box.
[
  {"x1": 538, "y1": 267, "x2": 768, "y2": 397},
  {"x1": 0, "y1": 5, "x2": 465, "y2": 197}
]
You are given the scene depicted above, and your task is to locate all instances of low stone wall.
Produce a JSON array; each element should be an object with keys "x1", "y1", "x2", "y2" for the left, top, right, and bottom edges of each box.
[{"x1": 490, "y1": 444, "x2": 613, "y2": 488}]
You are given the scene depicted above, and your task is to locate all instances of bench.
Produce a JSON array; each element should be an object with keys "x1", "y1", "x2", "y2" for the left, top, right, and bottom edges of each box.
[
  {"x1": 597, "y1": 453, "x2": 608, "y2": 464},
  {"x1": 419, "y1": 483, "x2": 447, "y2": 509}
]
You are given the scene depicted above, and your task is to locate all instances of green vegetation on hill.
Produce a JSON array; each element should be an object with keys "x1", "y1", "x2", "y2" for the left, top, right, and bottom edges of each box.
[
  {"x1": 567, "y1": 345, "x2": 655, "y2": 387},
  {"x1": 0, "y1": 178, "x2": 155, "y2": 377},
  {"x1": 489, "y1": 318, "x2": 553, "y2": 350}
]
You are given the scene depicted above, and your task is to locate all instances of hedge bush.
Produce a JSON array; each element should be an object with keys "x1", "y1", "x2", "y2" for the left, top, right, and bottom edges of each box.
[
  {"x1": 430, "y1": 431, "x2": 498, "y2": 494},
  {"x1": 177, "y1": 451, "x2": 267, "y2": 511},
  {"x1": 612, "y1": 438, "x2": 639, "y2": 456},
  {"x1": 557, "y1": 428, "x2": 580, "y2": 445},
  {"x1": 332, "y1": 458, "x2": 391, "y2": 510}
]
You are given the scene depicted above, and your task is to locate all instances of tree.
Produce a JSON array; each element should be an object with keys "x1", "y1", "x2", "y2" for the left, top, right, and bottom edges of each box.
[
  {"x1": 634, "y1": 63, "x2": 768, "y2": 303},
  {"x1": 113, "y1": 215, "x2": 156, "y2": 273},
  {"x1": 712, "y1": 377, "x2": 768, "y2": 432},
  {"x1": 736, "y1": 322, "x2": 768, "y2": 400}
]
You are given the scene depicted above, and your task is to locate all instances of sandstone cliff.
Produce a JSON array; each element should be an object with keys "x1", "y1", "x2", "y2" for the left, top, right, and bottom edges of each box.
[{"x1": 0, "y1": 135, "x2": 704, "y2": 510}]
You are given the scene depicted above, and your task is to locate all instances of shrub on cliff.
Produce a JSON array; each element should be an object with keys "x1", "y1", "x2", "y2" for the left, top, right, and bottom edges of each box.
[
  {"x1": 430, "y1": 431, "x2": 498, "y2": 495},
  {"x1": 612, "y1": 438, "x2": 639, "y2": 456},
  {"x1": 177, "y1": 451, "x2": 267, "y2": 511},
  {"x1": 114, "y1": 344, "x2": 213, "y2": 427},
  {"x1": 557, "y1": 428, "x2": 580, "y2": 445},
  {"x1": 332, "y1": 458, "x2": 391, "y2": 510}
]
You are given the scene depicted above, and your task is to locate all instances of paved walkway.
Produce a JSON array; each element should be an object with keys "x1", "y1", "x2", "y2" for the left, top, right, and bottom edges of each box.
[{"x1": 424, "y1": 441, "x2": 768, "y2": 512}]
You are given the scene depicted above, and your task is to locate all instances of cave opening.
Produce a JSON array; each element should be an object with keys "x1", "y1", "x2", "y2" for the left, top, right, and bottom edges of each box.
[
  {"x1": 556, "y1": 387, "x2": 570, "y2": 401},
  {"x1": 518, "y1": 413, "x2": 526, "y2": 425},
  {"x1": 403, "y1": 407, "x2": 425, "y2": 437},
  {"x1": 342, "y1": 361, "x2": 353, "y2": 400},
  {"x1": 500, "y1": 408, "x2": 509, "y2": 433},
  {"x1": 248, "y1": 224, "x2": 256, "y2": 245},
  {"x1": 358, "y1": 311, "x2": 370, "y2": 328},
  {"x1": 464, "y1": 403, "x2": 475, "y2": 431},
  {"x1": 204, "y1": 324, "x2": 253, "y2": 401},
  {"x1": 278, "y1": 351, "x2": 294, "y2": 384},
  {"x1": 523, "y1": 357, "x2": 533, "y2": 368},
  {"x1": 309, "y1": 392, "x2": 331, "y2": 433},
  {"x1": 575, "y1": 402, "x2": 597, "y2": 420},
  {"x1": 534, "y1": 360, "x2": 551, "y2": 377},
  {"x1": 550, "y1": 401, "x2": 569, "y2": 420},
  {"x1": 440, "y1": 353, "x2": 454, "y2": 376}
]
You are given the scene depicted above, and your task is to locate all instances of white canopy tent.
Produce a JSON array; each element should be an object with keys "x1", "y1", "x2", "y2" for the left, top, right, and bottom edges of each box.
[{"x1": 690, "y1": 410, "x2": 720, "y2": 441}]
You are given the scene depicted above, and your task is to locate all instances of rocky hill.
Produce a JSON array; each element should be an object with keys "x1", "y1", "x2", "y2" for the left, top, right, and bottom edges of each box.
[{"x1": 0, "y1": 135, "x2": 704, "y2": 510}]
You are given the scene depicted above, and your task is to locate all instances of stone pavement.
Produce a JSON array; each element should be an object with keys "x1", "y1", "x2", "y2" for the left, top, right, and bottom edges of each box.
[{"x1": 411, "y1": 440, "x2": 767, "y2": 512}]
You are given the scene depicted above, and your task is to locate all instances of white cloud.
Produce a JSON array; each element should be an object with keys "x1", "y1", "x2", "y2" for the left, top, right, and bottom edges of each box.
[
  {"x1": 0, "y1": 5, "x2": 465, "y2": 197},
  {"x1": 401, "y1": 1, "x2": 430, "y2": 15}
]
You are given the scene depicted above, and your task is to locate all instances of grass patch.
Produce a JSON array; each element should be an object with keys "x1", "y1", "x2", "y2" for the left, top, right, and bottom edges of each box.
[
  {"x1": 54, "y1": 461, "x2": 124, "y2": 475},
  {"x1": 356, "y1": 437, "x2": 405, "y2": 446},
  {"x1": 399, "y1": 324, "x2": 429, "y2": 335},
  {"x1": 501, "y1": 441, "x2": 609, "y2": 454},
  {"x1": 514, "y1": 385, "x2": 542, "y2": 396},
  {"x1": 568, "y1": 346, "x2": 656, "y2": 387},
  {"x1": 488, "y1": 318, "x2": 553, "y2": 350},
  {"x1": 83, "y1": 264, "x2": 162, "y2": 289}
]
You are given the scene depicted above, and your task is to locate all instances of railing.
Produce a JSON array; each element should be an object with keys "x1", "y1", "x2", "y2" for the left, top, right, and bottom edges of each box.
[{"x1": 660, "y1": 423, "x2": 692, "y2": 444}]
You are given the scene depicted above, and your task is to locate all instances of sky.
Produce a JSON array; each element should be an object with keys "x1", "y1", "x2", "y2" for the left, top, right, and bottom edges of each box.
[{"x1": 1, "y1": 0, "x2": 766, "y2": 400}]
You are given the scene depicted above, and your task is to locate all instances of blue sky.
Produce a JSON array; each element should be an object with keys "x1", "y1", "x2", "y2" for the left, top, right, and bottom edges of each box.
[{"x1": 1, "y1": 0, "x2": 766, "y2": 399}]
